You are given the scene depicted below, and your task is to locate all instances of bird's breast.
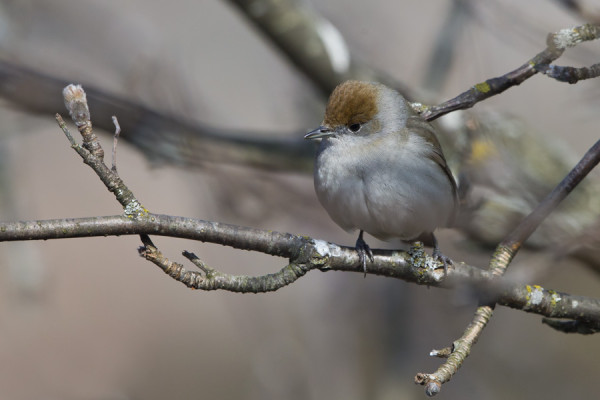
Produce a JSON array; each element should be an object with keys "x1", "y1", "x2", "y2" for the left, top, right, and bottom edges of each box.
[{"x1": 313, "y1": 136, "x2": 456, "y2": 240}]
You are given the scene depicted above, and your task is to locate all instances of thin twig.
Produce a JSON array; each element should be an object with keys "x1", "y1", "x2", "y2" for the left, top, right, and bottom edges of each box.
[
  {"x1": 140, "y1": 238, "x2": 310, "y2": 293},
  {"x1": 535, "y1": 62, "x2": 600, "y2": 84},
  {"x1": 497, "y1": 138, "x2": 600, "y2": 265},
  {"x1": 55, "y1": 114, "x2": 77, "y2": 146},
  {"x1": 57, "y1": 85, "x2": 146, "y2": 216},
  {"x1": 421, "y1": 23, "x2": 600, "y2": 121}
]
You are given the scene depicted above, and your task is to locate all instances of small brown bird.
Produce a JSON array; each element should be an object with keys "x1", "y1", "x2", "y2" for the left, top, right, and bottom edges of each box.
[{"x1": 305, "y1": 81, "x2": 458, "y2": 273}]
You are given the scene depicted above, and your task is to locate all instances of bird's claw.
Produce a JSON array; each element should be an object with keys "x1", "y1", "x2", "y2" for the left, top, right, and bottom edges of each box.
[
  {"x1": 356, "y1": 230, "x2": 374, "y2": 277},
  {"x1": 429, "y1": 233, "x2": 452, "y2": 275},
  {"x1": 432, "y1": 247, "x2": 453, "y2": 275}
]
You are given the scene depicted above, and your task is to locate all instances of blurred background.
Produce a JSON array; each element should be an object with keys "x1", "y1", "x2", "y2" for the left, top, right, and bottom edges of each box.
[{"x1": 0, "y1": 0, "x2": 599, "y2": 399}]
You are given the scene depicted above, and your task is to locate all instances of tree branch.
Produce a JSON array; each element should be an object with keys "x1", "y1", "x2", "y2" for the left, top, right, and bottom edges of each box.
[
  {"x1": 415, "y1": 137, "x2": 600, "y2": 395},
  {"x1": 226, "y1": 0, "x2": 402, "y2": 96},
  {"x1": 535, "y1": 62, "x2": 600, "y2": 83},
  {"x1": 1, "y1": 214, "x2": 599, "y2": 323},
  {"x1": 420, "y1": 23, "x2": 600, "y2": 121}
]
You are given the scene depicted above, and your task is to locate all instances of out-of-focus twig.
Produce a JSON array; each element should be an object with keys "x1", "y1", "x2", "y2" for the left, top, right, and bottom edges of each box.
[
  {"x1": 421, "y1": 0, "x2": 472, "y2": 93},
  {"x1": 554, "y1": 0, "x2": 600, "y2": 23},
  {"x1": 0, "y1": 60, "x2": 314, "y2": 172}
]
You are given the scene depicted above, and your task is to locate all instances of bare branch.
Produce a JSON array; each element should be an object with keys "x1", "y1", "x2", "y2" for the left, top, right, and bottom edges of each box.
[
  {"x1": 1, "y1": 214, "x2": 599, "y2": 324},
  {"x1": 498, "y1": 138, "x2": 600, "y2": 260},
  {"x1": 56, "y1": 89, "x2": 147, "y2": 216},
  {"x1": 535, "y1": 62, "x2": 600, "y2": 83},
  {"x1": 416, "y1": 137, "x2": 600, "y2": 395},
  {"x1": 139, "y1": 235, "x2": 310, "y2": 293},
  {"x1": 421, "y1": 23, "x2": 600, "y2": 121}
]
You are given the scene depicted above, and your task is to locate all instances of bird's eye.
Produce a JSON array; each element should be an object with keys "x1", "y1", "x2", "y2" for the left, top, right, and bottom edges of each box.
[{"x1": 348, "y1": 123, "x2": 361, "y2": 132}]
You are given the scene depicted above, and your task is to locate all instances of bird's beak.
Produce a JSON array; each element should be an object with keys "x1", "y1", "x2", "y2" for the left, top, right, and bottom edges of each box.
[{"x1": 304, "y1": 126, "x2": 334, "y2": 140}]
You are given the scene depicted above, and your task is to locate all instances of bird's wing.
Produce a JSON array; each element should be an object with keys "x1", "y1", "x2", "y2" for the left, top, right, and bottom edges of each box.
[{"x1": 406, "y1": 115, "x2": 459, "y2": 225}]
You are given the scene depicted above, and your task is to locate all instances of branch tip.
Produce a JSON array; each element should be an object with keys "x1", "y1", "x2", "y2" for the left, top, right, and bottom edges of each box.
[
  {"x1": 62, "y1": 83, "x2": 104, "y2": 159},
  {"x1": 426, "y1": 381, "x2": 441, "y2": 397},
  {"x1": 429, "y1": 346, "x2": 453, "y2": 358},
  {"x1": 62, "y1": 84, "x2": 89, "y2": 123},
  {"x1": 414, "y1": 373, "x2": 442, "y2": 397}
]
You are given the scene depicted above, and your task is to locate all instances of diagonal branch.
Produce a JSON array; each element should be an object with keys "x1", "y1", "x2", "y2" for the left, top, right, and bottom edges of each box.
[
  {"x1": 416, "y1": 137, "x2": 600, "y2": 396},
  {"x1": 420, "y1": 23, "x2": 600, "y2": 121}
]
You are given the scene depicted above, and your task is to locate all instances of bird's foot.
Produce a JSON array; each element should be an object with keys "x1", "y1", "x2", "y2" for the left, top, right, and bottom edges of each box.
[
  {"x1": 356, "y1": 230, "x2": 374, "y2": 277},
  {"x1": 428, "y1": 232, "x2": 452, "y2": 275},
  {"x1": 432, "y1": 247, "x2": 453, "y2": 275}
]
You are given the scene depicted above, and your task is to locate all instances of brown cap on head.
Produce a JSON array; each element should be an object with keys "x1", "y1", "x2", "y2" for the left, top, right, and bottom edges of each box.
[{"x1": 323, "y1": 81, "x2": 379, "y2": 128}]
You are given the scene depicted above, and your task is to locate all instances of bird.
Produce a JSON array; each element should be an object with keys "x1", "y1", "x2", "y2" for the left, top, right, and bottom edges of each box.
[{"x1": 304, "y1": 80, "x2": 458, "y2": 275}]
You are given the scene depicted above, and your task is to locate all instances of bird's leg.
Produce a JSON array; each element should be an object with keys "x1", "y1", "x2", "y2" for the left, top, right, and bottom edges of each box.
[
  {"x1": 355, "y1": 230, "x2": 374, "y2": 277},
  {"x1": 430, "y1": 233, "x2": 453, "y2": 274}
]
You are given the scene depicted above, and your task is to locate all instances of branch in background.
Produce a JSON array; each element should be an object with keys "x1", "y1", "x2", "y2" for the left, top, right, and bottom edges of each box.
[
  {"x1": 421, "y1": 0, "x2": 472, "y2": 93},
  {"x1": 495, "y1": 138, "x2": 600, "y2": 263},
  {"x1": 554, "y1": 0, "x2": 600, "y2": 23},
  {"x1": 0, "y1": 60, "x2": 314, "y2": 172},
  {"x1": 227, "y1": 0, "x2": 402, "y2": 96},
  {"x1": 0, "y1": 22, "x2": 597, "y2": 174}
]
